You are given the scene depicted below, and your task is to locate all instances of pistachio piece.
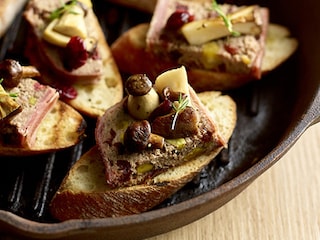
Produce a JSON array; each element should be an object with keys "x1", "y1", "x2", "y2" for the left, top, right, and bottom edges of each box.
[
  {"x1": 166, "y1": 138, "x2": 187, "y2": 149},
  {"x1": 137, "y1": 163, "x2": 154, "y2": 174},
  {"x1": 202, "y1": 41, "x2": 222, "y2": 69}
]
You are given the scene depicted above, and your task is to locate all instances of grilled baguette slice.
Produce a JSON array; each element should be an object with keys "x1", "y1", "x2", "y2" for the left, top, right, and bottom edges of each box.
[
  {"x1": 0, "y1": 0, "x2": 27, "y2": 37},
  {"x1": 24, "y1": 0, "x2": 123, "y2": 118},
  {"x1": 49, "y1": 90, "x2": 236, "y2": 220},
  {"x1": 111, "y1": 23, "x2": 298, "y2": 91},
  {"x1": 106, "y1": 0, "x2": 157, "y2": 12},
  {"x1": 0, "y1": 100, "x2": 86, "y2": 156}
]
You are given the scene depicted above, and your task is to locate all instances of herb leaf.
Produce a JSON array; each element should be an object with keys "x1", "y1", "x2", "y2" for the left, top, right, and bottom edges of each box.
[
  {"x1": 49, "y1": 0, "x2": 78, "y2": 20},
  {"x1": 171, "y1": 93, "x2": 189, "y2": 130},
  {"x1": 9, "y1": 93, "x2": 18, "y2": 98},
  {"x1": 0, "y1": 78, "x2": 19, "y2": 98},
  {"x1": 212, "y1": 0, "x2": 240, "y2": 36}
]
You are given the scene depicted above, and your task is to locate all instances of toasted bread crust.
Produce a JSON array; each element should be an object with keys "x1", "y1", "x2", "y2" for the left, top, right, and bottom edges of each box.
[
  {"x1": 49, "y1": 91, "x2": 236, "y2": 220},
  {"x1": 111, "y1": 23, "x2": 298, "y2": 91},
  {"x1": 0, "y1": 0, "x2": 27, "y2": 37}
]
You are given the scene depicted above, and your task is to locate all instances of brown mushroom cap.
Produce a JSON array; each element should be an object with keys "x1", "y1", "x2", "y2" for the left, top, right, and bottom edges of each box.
[{"x1": 125, "y1": 74, "x2": 153, "y2": 96}]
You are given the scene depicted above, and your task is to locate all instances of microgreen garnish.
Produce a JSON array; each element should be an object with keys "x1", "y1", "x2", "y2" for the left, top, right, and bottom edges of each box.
[
  {"x1": 0, "y1": 78, "x2": 18, "y2": 98},
  {"x1": 212, "y1": 0, "x2": 240, "y2": 37},
  {"x1": 171, "y1": 93, "x2": 189, "y2": 130},
  {"x1": 49, "y1": 0, "x2": 79, "y2": 20},
  {"x1": 9, "y1": 93, "x2": 18, "y2": 98}
]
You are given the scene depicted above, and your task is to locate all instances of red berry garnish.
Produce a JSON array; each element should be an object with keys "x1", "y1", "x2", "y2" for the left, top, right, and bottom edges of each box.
[
  {"x1": 56, "y1": 84, "x2": 78, "y2": 100},
  {"x1": 224, "y1": 44, "x2": 238, "y2": 55},
  {"x1": 165, "y1": 9, "x2": 194, "y2": 30},
  {"x1": 64, "y1": 36, "x2": 88, "y2": 71}
]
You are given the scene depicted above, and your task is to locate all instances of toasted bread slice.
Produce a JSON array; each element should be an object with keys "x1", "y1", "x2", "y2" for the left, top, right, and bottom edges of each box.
[
  {"x1": 0, "y1": 0, "x2": 27, "y2": 37},
  {"x1": 111, "y1": 23, "x2": 298, "y2": 91},
  {"x1": 24, "y1": 0, "x2": 123, "y2": 118},
  {"x1": 105, "y1": 0, "x2": 208, "y2": 13},
  {"x1": 0, "y1": 100, "x2": 86, "y2": 156},
  {"x1": 106, "y1": 0, "x2": 157, "y2": 12},
  {"x1": 49, "y1": 91, "x2": 236, "y2": 220}
]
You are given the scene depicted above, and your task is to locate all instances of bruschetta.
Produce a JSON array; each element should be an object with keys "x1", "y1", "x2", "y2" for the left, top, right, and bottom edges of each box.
[
  {"x1": 23, "y1": 0, "x2": 123, "y2": 117},
  {"x1": 110, "y1": 0, "x2": 298, "y2": 91},
  {"x1": 0, "y1": 59, "x2": 86, "y2": 156},
  {"x1": 49, "y1": 66, "x2": 237, "y2": 219}
]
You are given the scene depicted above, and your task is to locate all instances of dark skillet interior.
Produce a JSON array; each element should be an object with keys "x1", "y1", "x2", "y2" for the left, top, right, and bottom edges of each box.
[{"x1": 0, "y1": 0, "x2": 319, "y2": 235}]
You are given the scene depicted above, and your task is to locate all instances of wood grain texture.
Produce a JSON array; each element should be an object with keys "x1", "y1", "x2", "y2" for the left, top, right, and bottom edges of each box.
[{"x1": 147, "y1": 123, "x2": 320, "y2": 240}]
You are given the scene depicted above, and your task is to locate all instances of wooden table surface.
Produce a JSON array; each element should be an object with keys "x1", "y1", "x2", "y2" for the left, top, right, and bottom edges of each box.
[{"x1": 147, "y1": 123, "x2": 320, "y2": 240}]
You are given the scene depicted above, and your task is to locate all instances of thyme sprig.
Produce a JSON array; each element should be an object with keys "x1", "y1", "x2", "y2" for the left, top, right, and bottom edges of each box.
[
  {"x1": 171, "y1": 93, "x2": 189, "y2": 130},
  {"x1": 49, "y1": 0, "x2": 79, "y2": 20},
  {"x1": 212, "y1": 0, "x2": 240, "y2": 37}
]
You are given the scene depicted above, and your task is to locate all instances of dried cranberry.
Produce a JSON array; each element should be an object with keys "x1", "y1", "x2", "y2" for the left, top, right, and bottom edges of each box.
[
  {"x1": 64, "y1": 36, "x2": 88, "y2": 71},
  {"x1": 224, "y1": 44, "x2": 238, "y2": 55},
  {"x1": 116, "y1": 160, "x2": 132, "y2": 182},
  {"x1": 90, "y1": 47, "x2": 100, "y2": 60},
  {"x1": 56, "y1": 84, "x2": 78, "y2": 100},
  {"x1": 165, "y1": 9, "x2": 194, "y2": 30}
]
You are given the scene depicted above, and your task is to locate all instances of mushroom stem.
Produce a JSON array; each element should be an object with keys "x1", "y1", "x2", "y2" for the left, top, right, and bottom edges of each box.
[
  {"x1": 21, "y1": 66, "x2": 41, "y2": 79},
  {"x1": 148, "y1": 133, "x2": 164, "y2": 149}
]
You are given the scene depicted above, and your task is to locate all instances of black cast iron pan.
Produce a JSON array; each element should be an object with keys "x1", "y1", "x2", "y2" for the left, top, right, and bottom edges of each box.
[{"x1": 0, "y1": 0, "x2": 319, "y2": 239}]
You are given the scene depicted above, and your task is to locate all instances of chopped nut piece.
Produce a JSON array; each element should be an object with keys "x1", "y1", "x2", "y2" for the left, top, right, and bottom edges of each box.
[{"x1": 137, "y1": 163, "x2": 154, "y2": 174}]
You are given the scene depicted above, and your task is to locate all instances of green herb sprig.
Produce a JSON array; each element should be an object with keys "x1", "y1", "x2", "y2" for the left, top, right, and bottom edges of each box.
[
  {"x1": 0, "y1": 78, "x2": 18, "y2": 98},
  {"x1": 171, "y1": 93, "x2": 189, "y2": 130},
  {"x1": 212, "y1": 0, "x2": 240, "y2": 37},
  {"x1": 49, "y1": 0, "x2": 79, "y2": 20},
  {"x1": 9, "y1": 93, "x2": 18, "y2": 98}
]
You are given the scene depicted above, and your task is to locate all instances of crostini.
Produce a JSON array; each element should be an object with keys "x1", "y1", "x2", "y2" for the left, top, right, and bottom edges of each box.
[
  {"x1": 23, "y1": 0, "x2": 123, "y2": 117},
  {"x1": 50, "y1": 66, "x2": 237, "y2": 219},
  {"x1": 111, "y1": 0, "x2": 298, "y2": 91},
  {"x1": 0, "y1": 59, "x2": 86, "y2": 156}
]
